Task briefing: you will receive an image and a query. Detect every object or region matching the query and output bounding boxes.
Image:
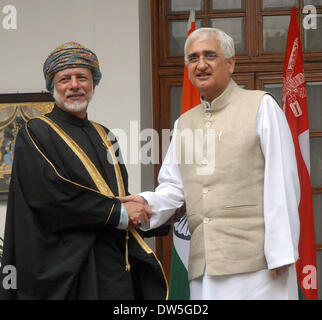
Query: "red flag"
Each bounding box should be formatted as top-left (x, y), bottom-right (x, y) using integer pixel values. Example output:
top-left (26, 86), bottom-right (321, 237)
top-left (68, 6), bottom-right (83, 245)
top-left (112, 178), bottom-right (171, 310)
top-left (181, 10), bottom-right (200, 114)
top-left (282, 7), bottom-right (318, 300)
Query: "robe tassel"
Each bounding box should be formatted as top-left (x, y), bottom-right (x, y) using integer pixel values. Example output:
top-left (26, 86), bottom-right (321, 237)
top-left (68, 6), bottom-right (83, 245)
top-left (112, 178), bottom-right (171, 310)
top-left (125, 229), bottom-right (131, 271)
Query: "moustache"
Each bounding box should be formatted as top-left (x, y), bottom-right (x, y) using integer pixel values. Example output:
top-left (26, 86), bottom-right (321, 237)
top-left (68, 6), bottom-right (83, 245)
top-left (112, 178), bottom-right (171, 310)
top-left (65, 89), bottom-right (86, 97)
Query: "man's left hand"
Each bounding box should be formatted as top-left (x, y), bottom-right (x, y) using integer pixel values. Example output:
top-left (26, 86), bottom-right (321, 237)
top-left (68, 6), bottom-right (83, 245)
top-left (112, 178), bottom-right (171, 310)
top-left (269, 265), bottom-right (290, 279)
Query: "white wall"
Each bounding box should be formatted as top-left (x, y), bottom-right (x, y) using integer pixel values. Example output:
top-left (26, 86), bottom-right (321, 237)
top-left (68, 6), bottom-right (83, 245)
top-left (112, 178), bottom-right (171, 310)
top-left (0, 0), bottom-right (154, 239)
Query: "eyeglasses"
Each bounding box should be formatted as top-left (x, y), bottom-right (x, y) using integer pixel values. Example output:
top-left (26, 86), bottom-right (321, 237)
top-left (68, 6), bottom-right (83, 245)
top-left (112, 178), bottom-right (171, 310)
top-left (187, 51), bottom-right (218, 64)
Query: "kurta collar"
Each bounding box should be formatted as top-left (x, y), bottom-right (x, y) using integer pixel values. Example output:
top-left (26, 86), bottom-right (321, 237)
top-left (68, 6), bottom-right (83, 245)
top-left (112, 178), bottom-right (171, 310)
top-left (201, 79), bottom-right (239, 113)
top-left (49, 105), bottom-right (91, 127)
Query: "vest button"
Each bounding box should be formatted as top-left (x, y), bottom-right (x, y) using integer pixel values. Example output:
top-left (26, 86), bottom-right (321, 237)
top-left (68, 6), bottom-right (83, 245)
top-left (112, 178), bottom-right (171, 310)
top-left (205, 122), bottom-right (212, 128)
top-left (202, 188), bottom-right (209, 194)
top-left (203, 217), bottom-right (210, 224)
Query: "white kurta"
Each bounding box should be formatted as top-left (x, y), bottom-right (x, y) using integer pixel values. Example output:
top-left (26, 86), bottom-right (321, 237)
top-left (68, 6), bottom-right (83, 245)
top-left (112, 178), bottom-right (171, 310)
top-left (140, 94), bottom-right (300, 300)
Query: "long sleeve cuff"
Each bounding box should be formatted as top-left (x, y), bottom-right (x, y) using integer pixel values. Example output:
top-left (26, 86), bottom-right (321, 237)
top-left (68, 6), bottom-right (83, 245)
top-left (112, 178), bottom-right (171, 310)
top-left (116, 204), bottom-right (129, 230)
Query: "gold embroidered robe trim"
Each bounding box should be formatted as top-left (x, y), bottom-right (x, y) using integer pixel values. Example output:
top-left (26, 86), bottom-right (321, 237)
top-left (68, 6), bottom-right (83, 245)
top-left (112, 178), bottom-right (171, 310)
top-left (31, 116), bottom-right (168, 297)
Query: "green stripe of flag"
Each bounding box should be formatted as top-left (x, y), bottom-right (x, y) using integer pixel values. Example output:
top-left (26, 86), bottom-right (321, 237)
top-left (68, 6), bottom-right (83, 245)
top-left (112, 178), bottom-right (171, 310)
top-left (169, 243), bottom-right (190, 300)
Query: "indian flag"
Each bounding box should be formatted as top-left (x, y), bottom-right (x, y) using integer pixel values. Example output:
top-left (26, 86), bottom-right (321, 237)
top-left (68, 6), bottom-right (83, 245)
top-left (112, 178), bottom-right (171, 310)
top-left (169, 10), bottom-right (200, 300)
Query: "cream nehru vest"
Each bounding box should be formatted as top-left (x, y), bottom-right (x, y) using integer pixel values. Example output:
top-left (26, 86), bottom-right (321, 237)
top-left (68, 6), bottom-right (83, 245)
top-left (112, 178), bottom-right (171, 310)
top-left (176, 79), bottom-right (268, 280)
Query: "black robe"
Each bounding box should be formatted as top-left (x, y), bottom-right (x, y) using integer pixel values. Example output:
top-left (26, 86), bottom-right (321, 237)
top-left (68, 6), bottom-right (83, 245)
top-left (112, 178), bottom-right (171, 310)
top-left (0, 106), bottom-right (168, 300)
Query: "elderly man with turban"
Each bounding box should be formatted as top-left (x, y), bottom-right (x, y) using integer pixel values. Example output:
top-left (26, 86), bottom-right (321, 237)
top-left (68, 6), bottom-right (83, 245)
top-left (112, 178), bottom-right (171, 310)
top-left (0, 42), bottom-right (168, 300)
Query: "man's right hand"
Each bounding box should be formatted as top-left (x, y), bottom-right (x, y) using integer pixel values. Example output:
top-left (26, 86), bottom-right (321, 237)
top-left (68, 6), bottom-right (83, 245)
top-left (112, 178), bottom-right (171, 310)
top-left (118, 195), bottom-right (152, 228)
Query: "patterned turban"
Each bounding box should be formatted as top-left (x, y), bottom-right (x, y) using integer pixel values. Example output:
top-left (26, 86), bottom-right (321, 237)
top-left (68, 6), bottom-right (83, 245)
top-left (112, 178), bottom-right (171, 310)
top-left (43, 41), bottom-right (102, 93)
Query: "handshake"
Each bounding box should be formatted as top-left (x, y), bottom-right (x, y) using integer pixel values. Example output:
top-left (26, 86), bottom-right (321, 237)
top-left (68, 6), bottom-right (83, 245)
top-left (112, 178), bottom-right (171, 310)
top-left (118, 195), bottom-right (152, 228)
top-left (118, 195), bottom-right (187, 229)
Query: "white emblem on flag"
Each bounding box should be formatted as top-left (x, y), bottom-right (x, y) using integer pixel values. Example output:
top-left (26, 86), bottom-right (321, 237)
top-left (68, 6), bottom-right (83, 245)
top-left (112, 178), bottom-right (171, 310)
top-left (290, 101), bottom-right (303, 117)
top-left (282, 38), bottom-right (307, 115)
top-left (174, 214), bottom-right (191, 240)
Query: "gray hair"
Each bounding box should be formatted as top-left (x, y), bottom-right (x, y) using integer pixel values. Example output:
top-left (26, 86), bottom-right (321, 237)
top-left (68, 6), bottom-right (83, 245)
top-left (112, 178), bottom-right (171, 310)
top-left (184, 27), bottom-right (235, 64)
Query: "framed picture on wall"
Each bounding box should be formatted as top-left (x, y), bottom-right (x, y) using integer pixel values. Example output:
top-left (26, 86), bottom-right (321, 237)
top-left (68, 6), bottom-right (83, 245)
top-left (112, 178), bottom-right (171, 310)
top-left (0, 92), bottom-right (54, 201)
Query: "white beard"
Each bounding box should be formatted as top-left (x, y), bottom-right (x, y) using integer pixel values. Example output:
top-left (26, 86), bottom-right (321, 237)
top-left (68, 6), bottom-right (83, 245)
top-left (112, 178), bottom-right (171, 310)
top-left (53, 87), bottom-right (93, 113)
